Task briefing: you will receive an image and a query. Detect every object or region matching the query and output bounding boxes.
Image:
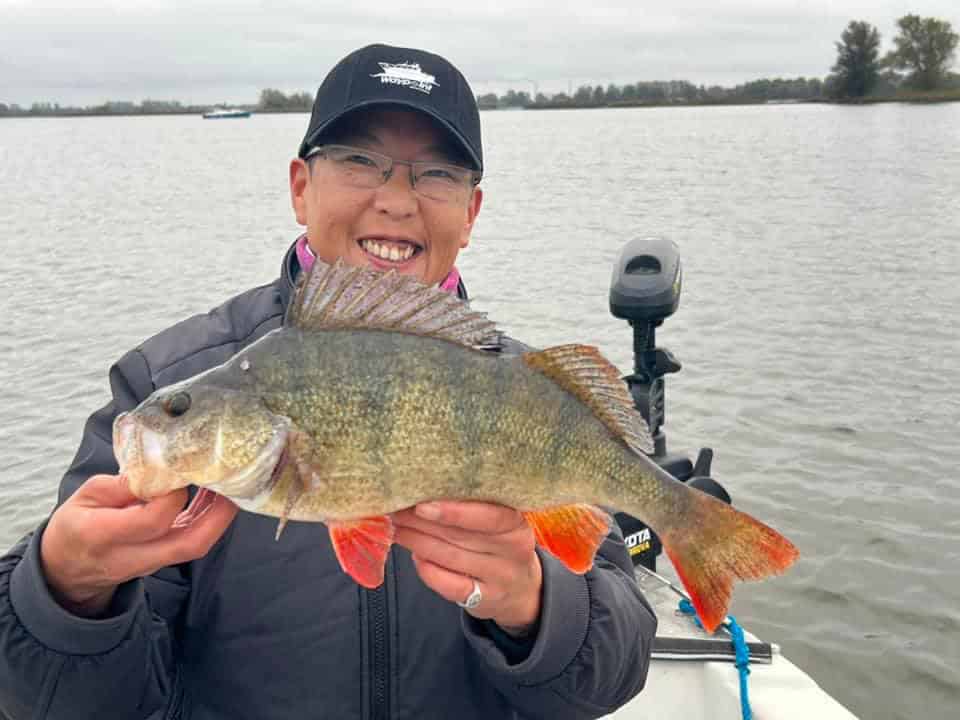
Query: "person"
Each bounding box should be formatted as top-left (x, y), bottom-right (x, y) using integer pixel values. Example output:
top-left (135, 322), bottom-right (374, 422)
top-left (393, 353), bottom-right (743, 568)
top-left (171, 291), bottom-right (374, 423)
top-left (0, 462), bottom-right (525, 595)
top-left (0, 43), bottom-right (656, 719)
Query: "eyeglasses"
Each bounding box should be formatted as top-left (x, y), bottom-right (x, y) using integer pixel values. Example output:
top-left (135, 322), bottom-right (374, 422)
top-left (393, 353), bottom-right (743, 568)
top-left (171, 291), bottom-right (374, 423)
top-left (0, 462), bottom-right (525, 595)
top-left (305, 144), bottom-right (480, 204)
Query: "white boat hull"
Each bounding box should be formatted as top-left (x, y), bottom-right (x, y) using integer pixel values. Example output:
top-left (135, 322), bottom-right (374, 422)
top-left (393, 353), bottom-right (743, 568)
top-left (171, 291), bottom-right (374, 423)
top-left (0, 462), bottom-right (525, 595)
top-left (605, 567), bottom-right (860, 719)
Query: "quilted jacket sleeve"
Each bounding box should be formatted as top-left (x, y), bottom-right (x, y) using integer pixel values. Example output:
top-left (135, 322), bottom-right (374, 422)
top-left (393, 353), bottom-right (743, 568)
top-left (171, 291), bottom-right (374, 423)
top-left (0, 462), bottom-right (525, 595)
top-left (462, 525), bottom-right (657, 719)
top-left (0, 349), bottom-right (189, 720)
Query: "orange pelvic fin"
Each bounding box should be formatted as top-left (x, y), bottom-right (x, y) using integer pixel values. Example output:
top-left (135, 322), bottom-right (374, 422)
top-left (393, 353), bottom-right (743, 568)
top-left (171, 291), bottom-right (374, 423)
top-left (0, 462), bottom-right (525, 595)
top-left (329, 515), bottom-right (395, 588)
top-left (660, 492), bottom-right (800, 633)
top-left (522, 504), bottom-right (611, 574)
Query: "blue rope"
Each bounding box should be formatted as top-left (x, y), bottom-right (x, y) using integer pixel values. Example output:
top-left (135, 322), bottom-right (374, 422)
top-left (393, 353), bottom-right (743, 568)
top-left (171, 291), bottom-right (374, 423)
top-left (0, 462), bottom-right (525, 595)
top-left (678, 599), bottom-right (752, 720)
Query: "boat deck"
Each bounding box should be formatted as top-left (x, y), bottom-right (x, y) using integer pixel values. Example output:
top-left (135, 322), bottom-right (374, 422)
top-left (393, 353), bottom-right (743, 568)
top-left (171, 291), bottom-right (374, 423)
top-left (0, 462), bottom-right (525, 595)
top-left (603, 567), bottom-right (860, 719)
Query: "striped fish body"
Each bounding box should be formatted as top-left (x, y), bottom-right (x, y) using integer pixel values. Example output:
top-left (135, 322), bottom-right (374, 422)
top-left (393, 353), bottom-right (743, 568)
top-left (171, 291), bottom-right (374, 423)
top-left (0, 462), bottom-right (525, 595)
top-left (115, 259), bottom-right (798, 632)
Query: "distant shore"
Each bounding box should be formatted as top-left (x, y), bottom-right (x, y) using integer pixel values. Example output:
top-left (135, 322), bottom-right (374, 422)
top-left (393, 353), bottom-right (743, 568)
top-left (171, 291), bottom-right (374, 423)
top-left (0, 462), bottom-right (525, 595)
top-left (2, 88), bottom-right (958, 120)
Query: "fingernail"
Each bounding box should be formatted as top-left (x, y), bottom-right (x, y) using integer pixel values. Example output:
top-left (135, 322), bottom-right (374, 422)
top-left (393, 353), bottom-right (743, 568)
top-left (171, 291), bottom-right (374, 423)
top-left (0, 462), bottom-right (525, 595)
top-left (416, 503), bottom-right (442, 520)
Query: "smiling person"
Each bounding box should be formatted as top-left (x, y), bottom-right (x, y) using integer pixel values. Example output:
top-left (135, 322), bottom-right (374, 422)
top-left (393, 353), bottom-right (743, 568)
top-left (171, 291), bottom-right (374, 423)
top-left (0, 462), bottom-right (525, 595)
top-left (0, 44), bottom-right (656, 720)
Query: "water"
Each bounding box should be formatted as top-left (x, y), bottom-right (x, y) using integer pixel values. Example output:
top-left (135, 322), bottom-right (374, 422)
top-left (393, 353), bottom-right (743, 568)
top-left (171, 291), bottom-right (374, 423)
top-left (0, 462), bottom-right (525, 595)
top-left (2, 104), bottom-right (959, 719)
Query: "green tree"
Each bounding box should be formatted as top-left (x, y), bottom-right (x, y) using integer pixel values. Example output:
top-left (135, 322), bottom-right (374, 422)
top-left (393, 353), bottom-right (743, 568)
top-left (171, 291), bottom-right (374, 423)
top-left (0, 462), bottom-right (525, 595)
top-left (259, 88), bottom-right (289, 110)
top-left (287, 92), bottom-right (313, 110)
top-left (573, 85), bottom-right (593, 104)
top-left (476, 93), bottom-right (498, 109)
top-left (831, 21), bottom-right (882, 98)
top-left (885, 15), bottom-right (959, 90)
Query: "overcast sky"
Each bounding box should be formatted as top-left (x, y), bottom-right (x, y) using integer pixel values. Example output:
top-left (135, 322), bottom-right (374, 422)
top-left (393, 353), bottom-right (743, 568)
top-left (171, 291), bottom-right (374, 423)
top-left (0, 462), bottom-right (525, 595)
top-left (1, 0), bottom-right (957, 106)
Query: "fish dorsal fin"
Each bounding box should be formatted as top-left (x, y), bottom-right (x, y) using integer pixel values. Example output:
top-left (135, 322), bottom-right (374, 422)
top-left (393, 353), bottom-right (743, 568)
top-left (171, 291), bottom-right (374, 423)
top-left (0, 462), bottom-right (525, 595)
top-left (523, 344), bottom-right (654, 456)
top-left (286, 258), bottom-right (501, 349)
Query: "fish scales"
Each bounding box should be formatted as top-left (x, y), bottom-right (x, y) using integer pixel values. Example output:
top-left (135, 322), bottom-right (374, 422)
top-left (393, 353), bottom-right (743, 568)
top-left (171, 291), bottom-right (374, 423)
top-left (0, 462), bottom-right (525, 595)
top-left (237, 328), bottom-right (632, 519)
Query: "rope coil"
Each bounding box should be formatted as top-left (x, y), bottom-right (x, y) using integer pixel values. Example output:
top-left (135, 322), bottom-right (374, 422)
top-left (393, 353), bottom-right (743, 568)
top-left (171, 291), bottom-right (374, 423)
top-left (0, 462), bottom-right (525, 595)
top-left (678, 598), bottom-right (752, 720)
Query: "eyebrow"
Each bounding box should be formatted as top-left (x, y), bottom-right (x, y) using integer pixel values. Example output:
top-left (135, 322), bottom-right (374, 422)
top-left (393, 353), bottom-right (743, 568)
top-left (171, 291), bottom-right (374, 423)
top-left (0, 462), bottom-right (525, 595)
top-left (345, 131), bottom-right (456, 161)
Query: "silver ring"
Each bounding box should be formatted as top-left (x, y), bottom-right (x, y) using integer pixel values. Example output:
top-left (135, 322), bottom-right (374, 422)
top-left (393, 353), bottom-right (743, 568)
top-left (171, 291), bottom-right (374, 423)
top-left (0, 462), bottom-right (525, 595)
top-left (456, 580), bottom-right (482, 609)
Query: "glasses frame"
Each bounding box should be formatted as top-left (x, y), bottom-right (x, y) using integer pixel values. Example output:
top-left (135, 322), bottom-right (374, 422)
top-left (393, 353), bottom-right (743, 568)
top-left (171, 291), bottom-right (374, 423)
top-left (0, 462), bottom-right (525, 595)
top-left (304, 144), bottom-right (481, 204)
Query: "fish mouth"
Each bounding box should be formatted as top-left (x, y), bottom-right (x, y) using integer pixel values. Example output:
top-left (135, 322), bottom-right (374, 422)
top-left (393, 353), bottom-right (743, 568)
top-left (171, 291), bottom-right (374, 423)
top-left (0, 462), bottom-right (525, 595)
top-left (358, 236), bottom-right (423, 267)
top-left (114, 412), bottom-right (183, 500)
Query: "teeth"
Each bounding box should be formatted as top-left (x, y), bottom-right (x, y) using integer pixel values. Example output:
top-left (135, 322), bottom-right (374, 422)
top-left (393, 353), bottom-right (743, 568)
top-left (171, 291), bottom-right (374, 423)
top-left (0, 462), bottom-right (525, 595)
top-left (362, 239), bottom-right (415, 262)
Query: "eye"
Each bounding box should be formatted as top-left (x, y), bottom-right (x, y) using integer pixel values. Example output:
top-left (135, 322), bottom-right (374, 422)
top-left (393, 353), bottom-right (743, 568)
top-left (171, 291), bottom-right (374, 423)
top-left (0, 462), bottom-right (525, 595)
top-left (341, 151), bottom-right (378, 168)
top-left (419, 165), bottom-right (460, 183)
top-left (163, 392), bottom-right (192, 417)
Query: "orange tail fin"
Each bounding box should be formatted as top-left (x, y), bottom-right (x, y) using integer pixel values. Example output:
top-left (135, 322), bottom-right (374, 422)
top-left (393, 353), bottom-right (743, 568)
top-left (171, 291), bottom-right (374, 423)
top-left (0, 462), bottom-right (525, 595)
top-left (659, 492), bottom-right (799, 633)
top-left (523, 504), bottom-right (611, 573)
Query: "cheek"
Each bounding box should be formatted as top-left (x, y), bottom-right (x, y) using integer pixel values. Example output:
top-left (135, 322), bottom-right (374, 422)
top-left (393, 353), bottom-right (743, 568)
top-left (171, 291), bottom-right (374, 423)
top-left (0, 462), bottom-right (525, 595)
top-left (308, 194), bottom-right (366, 252)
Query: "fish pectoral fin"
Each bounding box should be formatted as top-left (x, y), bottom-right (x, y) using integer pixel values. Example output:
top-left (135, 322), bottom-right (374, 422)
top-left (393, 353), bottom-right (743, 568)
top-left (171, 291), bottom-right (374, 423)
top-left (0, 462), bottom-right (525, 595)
top-left (274, 471), bottom-right (307, 541)
top-left (522, 504), bottom-right (611, 574)
top-left (328, 515), bottom-right (395, 589)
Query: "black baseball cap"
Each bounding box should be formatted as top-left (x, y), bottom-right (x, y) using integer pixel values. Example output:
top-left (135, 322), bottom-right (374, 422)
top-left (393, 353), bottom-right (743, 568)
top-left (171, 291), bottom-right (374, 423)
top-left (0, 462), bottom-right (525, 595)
top-left (298, 44), bottom-right (483, 174)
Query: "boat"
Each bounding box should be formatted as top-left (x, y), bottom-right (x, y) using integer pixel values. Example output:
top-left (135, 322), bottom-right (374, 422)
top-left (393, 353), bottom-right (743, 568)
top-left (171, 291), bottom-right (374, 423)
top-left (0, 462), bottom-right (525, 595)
top-left (603, 238), bottom-right (859, 719)
top-left (202, 108), bottom-right (252, 119)
top-left (607, 565), bottom-right (859, 719)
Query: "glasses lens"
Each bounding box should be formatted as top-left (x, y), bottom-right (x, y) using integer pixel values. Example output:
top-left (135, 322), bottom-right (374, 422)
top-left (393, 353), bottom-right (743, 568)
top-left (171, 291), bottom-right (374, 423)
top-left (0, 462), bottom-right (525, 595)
top-left (413, 162), bottom-right (475, 202)
top-left (321, 146), bottom-right (387, 188)
top-left (314, 145), bottom-right (476, 203)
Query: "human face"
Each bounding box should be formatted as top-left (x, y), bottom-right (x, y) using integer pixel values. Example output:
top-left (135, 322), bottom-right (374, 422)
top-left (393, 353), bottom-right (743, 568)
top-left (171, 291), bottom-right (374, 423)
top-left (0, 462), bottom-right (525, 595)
top-left (289, 109), bottom-right (483, 286)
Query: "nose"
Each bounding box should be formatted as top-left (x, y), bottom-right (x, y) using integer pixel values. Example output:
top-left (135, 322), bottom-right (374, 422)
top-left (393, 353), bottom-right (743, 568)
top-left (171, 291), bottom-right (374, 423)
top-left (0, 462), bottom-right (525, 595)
top-left (373, 163), bottom-right (418, 217)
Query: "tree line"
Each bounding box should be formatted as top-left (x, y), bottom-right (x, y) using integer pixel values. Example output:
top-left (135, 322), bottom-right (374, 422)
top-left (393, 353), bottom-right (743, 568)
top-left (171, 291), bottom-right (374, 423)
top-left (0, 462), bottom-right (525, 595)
top-left (829, 15), bottom-right (958, 99)
top-left (1, 13), bottom-right (955, 117)
top-left (482, 13), bottom-right (957, 108)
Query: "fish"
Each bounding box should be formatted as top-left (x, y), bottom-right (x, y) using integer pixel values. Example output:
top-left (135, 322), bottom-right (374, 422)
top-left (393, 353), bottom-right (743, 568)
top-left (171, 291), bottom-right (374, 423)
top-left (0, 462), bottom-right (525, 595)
top-left (113, 258), bottom-right (799, 632)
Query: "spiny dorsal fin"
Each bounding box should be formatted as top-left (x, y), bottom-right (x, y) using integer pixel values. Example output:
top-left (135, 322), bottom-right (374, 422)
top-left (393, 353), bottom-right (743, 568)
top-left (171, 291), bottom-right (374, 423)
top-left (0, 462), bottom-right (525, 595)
top-left (285, 258), bottom-right (501, 349)
top-left (523, 344), bottom-right (654, 456)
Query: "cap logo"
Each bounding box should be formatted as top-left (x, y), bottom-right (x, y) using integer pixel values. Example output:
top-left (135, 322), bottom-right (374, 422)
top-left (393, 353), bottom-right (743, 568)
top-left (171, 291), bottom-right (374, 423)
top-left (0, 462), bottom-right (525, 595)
top-left (370, 62), bottom-right (438, 95)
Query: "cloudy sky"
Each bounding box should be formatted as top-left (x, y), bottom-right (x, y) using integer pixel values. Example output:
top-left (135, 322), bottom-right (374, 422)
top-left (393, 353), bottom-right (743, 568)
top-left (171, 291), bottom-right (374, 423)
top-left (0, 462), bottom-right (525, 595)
top-left (1, 0), bottom-right (957, 106)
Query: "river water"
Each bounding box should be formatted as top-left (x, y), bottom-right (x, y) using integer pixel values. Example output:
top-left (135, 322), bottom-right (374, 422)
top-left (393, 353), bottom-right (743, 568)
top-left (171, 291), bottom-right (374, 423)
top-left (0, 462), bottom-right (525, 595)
top-left (1, 103), bottom-right (959, 719)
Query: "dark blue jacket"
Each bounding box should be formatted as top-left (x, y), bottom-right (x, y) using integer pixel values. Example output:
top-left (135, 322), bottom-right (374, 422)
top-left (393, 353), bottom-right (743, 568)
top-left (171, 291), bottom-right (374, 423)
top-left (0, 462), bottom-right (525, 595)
top-left (0, 242), bottom-right (656, 720)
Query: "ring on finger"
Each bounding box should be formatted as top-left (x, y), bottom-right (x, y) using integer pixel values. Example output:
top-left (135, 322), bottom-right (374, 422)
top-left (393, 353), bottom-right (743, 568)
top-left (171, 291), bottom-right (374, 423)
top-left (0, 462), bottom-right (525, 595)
top-left (456, 579), bottom-right (482, 609)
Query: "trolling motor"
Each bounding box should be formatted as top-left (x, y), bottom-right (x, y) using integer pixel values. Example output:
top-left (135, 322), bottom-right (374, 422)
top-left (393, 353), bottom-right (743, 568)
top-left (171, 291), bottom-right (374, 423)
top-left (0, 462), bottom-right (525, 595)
top-left (609, 238), bottom-right (731, 571)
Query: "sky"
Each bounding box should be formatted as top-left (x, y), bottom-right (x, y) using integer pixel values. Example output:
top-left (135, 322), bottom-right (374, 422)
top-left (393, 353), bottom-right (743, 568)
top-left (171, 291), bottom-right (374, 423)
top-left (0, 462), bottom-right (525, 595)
top-left (1, 0), bottom-right (958, 107)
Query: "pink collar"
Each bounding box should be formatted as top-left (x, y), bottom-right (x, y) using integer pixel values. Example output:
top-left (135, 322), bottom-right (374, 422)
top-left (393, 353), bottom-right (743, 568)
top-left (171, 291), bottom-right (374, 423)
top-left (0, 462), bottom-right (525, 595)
top-left (296, 235), bottom-right (461, 294)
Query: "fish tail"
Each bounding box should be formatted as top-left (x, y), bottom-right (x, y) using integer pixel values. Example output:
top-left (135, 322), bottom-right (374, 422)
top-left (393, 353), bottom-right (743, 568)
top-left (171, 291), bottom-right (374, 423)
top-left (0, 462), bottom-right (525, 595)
top-left (654, 487), bottom-right (799, 633)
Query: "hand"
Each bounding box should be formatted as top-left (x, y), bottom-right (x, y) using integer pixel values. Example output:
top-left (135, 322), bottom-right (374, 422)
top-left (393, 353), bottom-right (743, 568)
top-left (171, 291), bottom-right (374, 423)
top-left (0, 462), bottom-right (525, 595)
top-left (40, 474), bottom-right (238, 618)
top-left (392, 501), bottom-right (543, 635)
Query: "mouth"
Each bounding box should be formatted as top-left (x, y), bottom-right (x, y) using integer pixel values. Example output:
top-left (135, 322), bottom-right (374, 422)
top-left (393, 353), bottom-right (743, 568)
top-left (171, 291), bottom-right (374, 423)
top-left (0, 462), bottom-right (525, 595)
top-left (358, 237), bottom-right (422, 267)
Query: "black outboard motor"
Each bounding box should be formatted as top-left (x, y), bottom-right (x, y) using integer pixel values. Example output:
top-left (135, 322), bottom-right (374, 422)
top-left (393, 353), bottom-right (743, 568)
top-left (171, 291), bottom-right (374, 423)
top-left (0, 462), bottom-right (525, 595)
top-left (609, 238), bottom-right (731, 570)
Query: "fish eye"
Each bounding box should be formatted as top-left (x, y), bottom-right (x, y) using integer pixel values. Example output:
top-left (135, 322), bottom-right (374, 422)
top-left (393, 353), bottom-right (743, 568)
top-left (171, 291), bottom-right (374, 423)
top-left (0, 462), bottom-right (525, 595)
top-left (163, 392), bottom-right (192, 418)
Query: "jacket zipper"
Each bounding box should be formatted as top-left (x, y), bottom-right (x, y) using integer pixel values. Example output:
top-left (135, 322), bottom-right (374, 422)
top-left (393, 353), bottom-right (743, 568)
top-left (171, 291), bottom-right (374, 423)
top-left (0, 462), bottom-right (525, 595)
top-left (164, 666), bottom-right (185, 720)
top-left (368, 583), bottom-right (390, 720)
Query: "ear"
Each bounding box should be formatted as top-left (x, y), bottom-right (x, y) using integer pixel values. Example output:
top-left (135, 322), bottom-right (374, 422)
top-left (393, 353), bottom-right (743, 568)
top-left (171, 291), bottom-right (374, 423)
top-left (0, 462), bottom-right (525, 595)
top-left (459, 186), bottom-right (483, 250)
top-left (290, 159), bottom-right (310, 226)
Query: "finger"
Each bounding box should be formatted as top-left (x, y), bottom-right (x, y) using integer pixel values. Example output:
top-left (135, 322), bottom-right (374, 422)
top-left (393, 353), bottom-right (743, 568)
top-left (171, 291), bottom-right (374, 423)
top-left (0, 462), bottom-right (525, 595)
top-left (393, 509), bottom-right (498, 553)
top-left (411, 554), bottom-right (488, 615)
top-left (86, 489), bottom-right (190, 546)
top-left (395, 509), bottom-right (537, 561)
top-left (396, 525), bottom-right (505, 585)
top-left (108, 495), bottom-right (239, 581)
top-left (413, 501), bottom-right (526, 535)
top-left (74, 474), bottom-right (148, 509)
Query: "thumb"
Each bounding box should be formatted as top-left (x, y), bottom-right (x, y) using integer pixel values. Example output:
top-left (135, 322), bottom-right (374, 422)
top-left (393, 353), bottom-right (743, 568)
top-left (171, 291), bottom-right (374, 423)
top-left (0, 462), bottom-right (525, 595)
top-left (75, 473), bottom-right (153, 509)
